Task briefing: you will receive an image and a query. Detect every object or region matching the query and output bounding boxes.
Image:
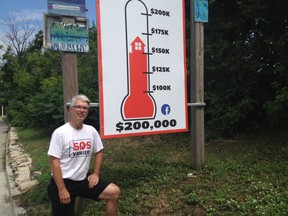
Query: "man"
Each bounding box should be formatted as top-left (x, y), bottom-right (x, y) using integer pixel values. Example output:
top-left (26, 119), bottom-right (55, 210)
top-left (47, 94), bottom-right (120, 216)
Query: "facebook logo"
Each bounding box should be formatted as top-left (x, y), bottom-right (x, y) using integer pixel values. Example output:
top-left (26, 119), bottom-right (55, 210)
top-left (161, 104), bottom-right (171, 115)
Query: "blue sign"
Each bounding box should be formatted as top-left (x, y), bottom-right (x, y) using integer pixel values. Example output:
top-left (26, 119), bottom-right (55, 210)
top-left (194, 0), bottom-right (208, 22)
top-left (48, 0), bottom-right (86, 17)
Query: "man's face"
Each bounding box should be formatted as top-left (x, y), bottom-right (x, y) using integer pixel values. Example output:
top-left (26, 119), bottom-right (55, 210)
top-left (70, 100), bottom-right (89, 121)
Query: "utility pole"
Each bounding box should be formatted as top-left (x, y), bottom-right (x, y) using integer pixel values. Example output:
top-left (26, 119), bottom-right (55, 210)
top-left (190, 0), bottom-right (205, 169)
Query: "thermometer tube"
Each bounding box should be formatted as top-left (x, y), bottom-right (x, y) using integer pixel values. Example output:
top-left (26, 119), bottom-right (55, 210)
top-left (121, 0), bottom-right (156, 120)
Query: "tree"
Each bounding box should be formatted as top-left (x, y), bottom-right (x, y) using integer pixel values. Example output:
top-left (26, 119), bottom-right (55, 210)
top-left (0, 25), bottom-right (100, 129)
top-left (204, 0), bottom-right (288, 136)
top-left (0, 13), bottom-right (38, 62)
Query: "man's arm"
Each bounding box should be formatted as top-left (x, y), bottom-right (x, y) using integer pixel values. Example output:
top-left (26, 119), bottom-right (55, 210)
top-left (87, 149), bottom-right (103, 188)
top-left (50, 156), bottom-right (71, 204)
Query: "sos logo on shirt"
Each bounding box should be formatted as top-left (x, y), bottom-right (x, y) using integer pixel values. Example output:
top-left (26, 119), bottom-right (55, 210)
top-left (69, 139), bottom-right (92, 158)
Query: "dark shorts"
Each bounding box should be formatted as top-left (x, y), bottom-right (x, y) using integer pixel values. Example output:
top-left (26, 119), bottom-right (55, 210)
top-left (47, 175), bottom-right (110, 216)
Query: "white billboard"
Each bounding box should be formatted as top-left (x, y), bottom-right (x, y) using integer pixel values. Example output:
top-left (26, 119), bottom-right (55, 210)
top-left (97, 0), bottom-right (188, 138)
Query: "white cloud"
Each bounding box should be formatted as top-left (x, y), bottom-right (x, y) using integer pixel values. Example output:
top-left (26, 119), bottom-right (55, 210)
top-left (9, 9), bottom-right (45, 23)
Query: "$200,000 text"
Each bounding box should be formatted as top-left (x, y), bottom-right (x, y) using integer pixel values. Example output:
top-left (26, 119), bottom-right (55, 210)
top-left (115, 119), bottom-right (177, 133)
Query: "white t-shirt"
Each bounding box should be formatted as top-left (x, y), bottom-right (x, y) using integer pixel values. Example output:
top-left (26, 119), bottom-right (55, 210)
top-left (48, 123), bottom-right (103, 181)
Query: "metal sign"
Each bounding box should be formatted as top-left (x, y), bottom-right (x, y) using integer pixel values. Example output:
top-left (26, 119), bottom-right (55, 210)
top-left (97, 0), bottom-right (188, 138)
top-left (48, 0), bottom-right (86, 17)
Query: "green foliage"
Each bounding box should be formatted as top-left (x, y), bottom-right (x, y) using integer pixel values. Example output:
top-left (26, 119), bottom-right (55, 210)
top-left (26, 30), bottom-right (44, 53)
top-left (264, 86), bottom-right (288, 127)
top-left (204, 0), bottom-right (288, 135)
top-left (187, 191), bottom-right (199, 205)
top-left (190, 134), bottom-right (288, 216)
top-left (26, 76), bottom-right (64, 131)
top-left (0, 27), bottom-right (98, 129)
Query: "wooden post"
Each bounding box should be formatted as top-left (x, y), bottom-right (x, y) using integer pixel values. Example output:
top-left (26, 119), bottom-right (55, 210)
top-left (60, 17), bottom-right (81, 215)
top-left (62, 52), bottom-right (79, 122)
top-left (190, 0), bottom-right (205, 169)
top-left (61, 17), bottom-right (79, 122)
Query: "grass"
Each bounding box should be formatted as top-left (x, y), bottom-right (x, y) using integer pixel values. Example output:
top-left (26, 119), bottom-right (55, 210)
top-left (16, 128), bottom-right (288, 216)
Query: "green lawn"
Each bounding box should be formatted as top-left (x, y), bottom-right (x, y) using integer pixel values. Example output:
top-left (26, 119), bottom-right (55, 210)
top-left (17, 128), bottom-right (288, 216)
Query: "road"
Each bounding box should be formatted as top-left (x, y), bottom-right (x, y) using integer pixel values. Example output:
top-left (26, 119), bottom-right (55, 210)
top-left (0, 117), bottom-right (15, 215)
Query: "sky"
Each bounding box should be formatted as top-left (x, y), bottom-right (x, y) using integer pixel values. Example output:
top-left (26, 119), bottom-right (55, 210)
top-left (0, 0), bottom-right (96, 57)
top-left (0, 0), bottom-right (96, 26)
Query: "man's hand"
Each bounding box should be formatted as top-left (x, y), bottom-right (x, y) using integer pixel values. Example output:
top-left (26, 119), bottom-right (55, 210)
top-left (58, 187), bottom-right (71, 204)
top-left (88, 173), bottom-right (99, 188)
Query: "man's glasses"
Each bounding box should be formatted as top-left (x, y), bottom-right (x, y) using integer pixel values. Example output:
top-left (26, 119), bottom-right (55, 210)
top-left (72, 105), bottom-right (89, 111)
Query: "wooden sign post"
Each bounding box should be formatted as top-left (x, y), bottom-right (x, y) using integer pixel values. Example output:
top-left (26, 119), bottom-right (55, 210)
top-left (190, 0), bottom-right (205, 169)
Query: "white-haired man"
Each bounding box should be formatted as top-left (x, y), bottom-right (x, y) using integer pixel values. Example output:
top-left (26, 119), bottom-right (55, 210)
top-left (47, 94), bottom-right (120, 216)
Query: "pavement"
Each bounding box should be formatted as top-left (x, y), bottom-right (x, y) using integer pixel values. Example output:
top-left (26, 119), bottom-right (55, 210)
top-left (0, 117), bottom-right (15, 215)
top-left (0, 117), bottom-right (26, 216)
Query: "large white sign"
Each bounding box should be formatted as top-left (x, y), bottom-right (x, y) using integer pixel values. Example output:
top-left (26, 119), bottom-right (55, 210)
top-left (97, 0), bottom-right (188, 138)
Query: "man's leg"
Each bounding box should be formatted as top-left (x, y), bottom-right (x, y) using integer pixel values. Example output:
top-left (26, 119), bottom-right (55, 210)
top-left (99, 183), bottom-right (120, 216)
top-left (47, 178), bottom-right (75, 216)
top-left (50, 199), bottom-right (75, 216)
top-left (78, 178), bottom-right (120, 216)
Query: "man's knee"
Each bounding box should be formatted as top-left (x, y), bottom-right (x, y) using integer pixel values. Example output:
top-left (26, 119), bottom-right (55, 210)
top-left (100, 183), bottom-right (120, 200)
top-left (110, 183), bottom-right (120, 199)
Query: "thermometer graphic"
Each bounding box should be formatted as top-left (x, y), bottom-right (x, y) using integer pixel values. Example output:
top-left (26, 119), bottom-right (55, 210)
top-left (121, 0), bottom-right (156, 121)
